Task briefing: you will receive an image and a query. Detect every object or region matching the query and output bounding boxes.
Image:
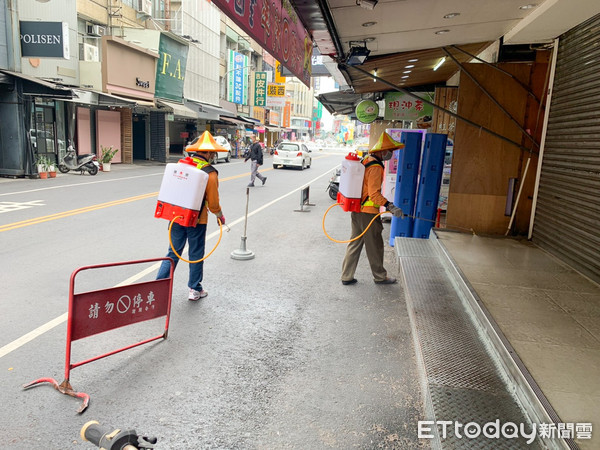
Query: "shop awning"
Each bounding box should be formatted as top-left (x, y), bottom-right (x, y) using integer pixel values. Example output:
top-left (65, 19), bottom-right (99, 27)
top-left (266, 126), bottom-right (283, 132)
top-left (0, 69), bottom-right (73, 98)
top-left (157, 99), bottom-right (198, 119)
top-left (70, 89), bottom-right (137, 107)
top-left (106, 93), bottom-right (155, 108)
top-left (219, 116), bottom-right (254, 126)
top-left (191, 102), bottom-right (237, 121)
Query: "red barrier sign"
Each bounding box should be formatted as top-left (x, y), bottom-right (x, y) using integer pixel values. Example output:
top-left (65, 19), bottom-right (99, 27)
top-left (70, 279), bottom-right (170, 341)
top-left (23, 258), bottom-right (174, 413)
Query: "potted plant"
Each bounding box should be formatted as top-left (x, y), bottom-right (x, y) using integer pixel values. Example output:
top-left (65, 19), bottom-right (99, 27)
top-left (100, 145), bottom-right (118, 172)
top-left (47, 159), bottom-right (57, 178)
top-left (36, 155), bottom-right (48, 179)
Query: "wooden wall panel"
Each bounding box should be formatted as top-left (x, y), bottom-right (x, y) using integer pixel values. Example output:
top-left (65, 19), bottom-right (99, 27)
top-left (432, 87), bottom-right (458, 140)
top-left (120, 108), bottom-right (133, 164)
top-left (446, 63), bottom-right (532, 234)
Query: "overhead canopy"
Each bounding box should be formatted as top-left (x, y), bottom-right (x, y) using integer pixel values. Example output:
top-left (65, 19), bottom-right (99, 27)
top-left (289, 0), bottom-right (600, 95)
top-left (157, 99), bottom-right (197, 119)
top-left (0, 69), bottom-right (73, 98)
top-left (316, 90), bottom-right (378, 116)
top-left (219, 116), bottom-right (256, 126)
top-left (190, 102), bottom-right (235, 121)
top-left (107, 93), bottom-right (155, 108)
top-left (341, 43), bottom-right (492, 95)
top-left (70, 88), bottom-right (137, 107)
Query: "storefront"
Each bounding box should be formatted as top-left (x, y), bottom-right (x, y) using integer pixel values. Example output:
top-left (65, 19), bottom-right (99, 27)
top-left (101, 36), bottom-right (158, 162)
top-left (0, 69), bottom-right (73, 177)
top-left (531, 13), bottom-right (600, 284)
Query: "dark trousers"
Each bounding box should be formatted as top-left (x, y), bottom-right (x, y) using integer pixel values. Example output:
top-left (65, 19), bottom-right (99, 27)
top-left (157, 222), bottom-right (207, 290)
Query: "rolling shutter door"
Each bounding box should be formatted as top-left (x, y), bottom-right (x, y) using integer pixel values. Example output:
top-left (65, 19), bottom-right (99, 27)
top-left (532, 14), bottom-right (600, 283)
top-left (150, 111), bottom-right (167, 162)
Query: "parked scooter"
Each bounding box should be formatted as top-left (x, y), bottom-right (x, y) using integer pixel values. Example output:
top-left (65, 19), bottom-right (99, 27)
top-left (58, 144), bottom-right (99, 175)
top-left (326, 168), bottom-right (341, 200)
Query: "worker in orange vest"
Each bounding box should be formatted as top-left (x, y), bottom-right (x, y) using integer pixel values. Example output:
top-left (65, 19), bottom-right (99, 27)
top-left (341, 132), bottom-right (405, 285)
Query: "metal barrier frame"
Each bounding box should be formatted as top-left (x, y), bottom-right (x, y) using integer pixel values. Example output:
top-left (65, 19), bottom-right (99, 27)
top-left (23, 257), bottom-right (174, 413)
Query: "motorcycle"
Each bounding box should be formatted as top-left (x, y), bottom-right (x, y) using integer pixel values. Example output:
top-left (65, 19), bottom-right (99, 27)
top-left (326, 168), bottom-right (341, 201)
top-left (58, 144), bottom-right (99, 175)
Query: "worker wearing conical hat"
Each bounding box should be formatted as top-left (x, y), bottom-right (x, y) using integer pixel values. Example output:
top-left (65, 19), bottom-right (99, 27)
top-left (156, 131), bottom-right (228, 301)
top-left (341, 132), bottom-right (406, 286)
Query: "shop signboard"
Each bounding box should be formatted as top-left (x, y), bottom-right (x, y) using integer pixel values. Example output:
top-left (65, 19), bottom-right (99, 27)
top-left (20, 21), bottom-right (69, 59)
top-left (269, 110), bottom-right (281, 126)
top-left (228, 50), bottom-right (248, 105)
top-left (211, 0), bottom-right (313, 87)
top-left (355, 100), bottom-right (379, 124)
top-left (384, 92), bottom-right (434, 129)
top-left (253, 106), bottom-right (266, 124)
top-left (254, 72), bottom-right (267, 107)
top-left (155, 34), bottom-right (189, 101)
top-left (282, 101), bottom-right (292, 128)
top-left (266, 83), bottom-right (286, 107)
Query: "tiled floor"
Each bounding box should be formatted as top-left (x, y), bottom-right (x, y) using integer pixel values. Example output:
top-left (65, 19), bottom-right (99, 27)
top-left (436, 231), bottom-right (600, 450)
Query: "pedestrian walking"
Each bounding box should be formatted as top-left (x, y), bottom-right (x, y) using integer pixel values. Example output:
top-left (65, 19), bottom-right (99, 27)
top-left (156, 131), bottom-right (227, 301)
top-left (245, 135), bottom-right (267, 187)
top-left (341, 132), bottom-right (405, 286)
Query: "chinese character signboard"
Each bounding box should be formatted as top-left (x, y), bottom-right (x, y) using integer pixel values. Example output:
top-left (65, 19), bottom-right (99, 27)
top-left (71, 280), bottom-right (170, 341)
top-left (254, 72), bottom-right (267, 107)
top-left (266, 83), bottom-right (286, 107)
top-left (384, 92), bottom-right (434, 127)
top-left (211, 0), bottom-right (312, 87)
top-left (228, 50), bottom-right (248, 105)
top-left (155, 34), bottom-right (189, 101)
top-left (20, 21), bottom-right (70, 59)
top-left (253, 106), bottom-right (266, 124)
top-left (269, 110), bottom-right (281, 126)
top-left (283, 101), bottom-right (292, 128)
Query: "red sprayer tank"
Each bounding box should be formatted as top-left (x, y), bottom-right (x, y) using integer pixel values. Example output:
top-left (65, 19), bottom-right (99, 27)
top-left (154, 157), bottom-right (209, 227)
top-left (337, 152), bottom-right (365, 212)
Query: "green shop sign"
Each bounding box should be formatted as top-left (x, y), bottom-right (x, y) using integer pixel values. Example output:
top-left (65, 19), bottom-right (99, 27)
top-left (355, 100), bottom-right (379, 124)
top-left (155, 34), bottom-right (189, 101)
top-left (254, 72), bottom-right (267, 107)
top-left (383, 91), bottom-right (434, 127)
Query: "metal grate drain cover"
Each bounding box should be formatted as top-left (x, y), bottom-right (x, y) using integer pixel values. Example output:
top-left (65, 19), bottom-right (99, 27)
top-left (396, 238), bottom-right (543, 449)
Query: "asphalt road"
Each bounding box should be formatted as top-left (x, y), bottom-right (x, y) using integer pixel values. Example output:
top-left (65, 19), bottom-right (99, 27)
top-left (0, 150), bottom-right (426, 449)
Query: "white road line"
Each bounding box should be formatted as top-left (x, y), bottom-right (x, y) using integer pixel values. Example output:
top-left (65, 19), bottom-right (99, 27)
top-left (0, 167), bottom-right (335, 359)
top-left (0, 314), bottom-right (68, 359)
top-left (0, 173), bottom-right (164, 197)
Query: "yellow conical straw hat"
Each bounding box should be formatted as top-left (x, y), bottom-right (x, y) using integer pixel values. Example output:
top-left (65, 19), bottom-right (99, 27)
top-left (186, 130), bottom-right (228, 152)
top-left (369, 131), bottom-right (405, 153)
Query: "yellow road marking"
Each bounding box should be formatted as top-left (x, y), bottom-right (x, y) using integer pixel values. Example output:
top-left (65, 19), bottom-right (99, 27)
top-left (0, 192), bottom-right (158, 232)
top-left (1, 156), bottom-right (330, 233)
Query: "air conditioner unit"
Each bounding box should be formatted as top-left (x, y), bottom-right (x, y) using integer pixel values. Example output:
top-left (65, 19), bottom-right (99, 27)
top-left (83, 43), bottom-right (99, 62)
top-left (86, 24), bottom-right (106, 37)
top-left (138, 0), bottom-right (152, 16)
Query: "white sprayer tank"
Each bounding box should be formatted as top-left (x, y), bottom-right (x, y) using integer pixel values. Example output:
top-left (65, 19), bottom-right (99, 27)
top-left (155, 158), bottom-right (209, 226)
top-left (337, 153), bottom-right (365, 212)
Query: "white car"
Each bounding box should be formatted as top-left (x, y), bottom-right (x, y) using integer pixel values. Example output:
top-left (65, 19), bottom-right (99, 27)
top-left (272, 141), bottom-right (312, 170)
top-left (185, 135), bottom-right (231, 163)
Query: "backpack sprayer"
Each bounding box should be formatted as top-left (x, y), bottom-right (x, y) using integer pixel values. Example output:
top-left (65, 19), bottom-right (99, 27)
top-left (322, 152), bottom-right (387, 243)
top-left (154, 132), bottom-right (227, 263)
top-left (322, 132), bottom-right (410, 243)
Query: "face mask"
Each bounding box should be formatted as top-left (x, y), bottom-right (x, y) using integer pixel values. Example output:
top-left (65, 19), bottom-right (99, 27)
top-left (380, 150), bottom-right (393, 161)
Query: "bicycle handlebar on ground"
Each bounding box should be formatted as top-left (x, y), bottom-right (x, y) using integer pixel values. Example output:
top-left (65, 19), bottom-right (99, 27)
top-left (81, 421), bottom-right (157, 449)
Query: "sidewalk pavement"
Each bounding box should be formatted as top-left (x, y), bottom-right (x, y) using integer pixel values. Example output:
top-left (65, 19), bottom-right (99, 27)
top-left (436, 231), bottom-right (600, 449)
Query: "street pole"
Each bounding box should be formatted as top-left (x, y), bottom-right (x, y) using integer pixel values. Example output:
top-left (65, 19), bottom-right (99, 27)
top-left (230, 187), bottom-right (255, 260)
